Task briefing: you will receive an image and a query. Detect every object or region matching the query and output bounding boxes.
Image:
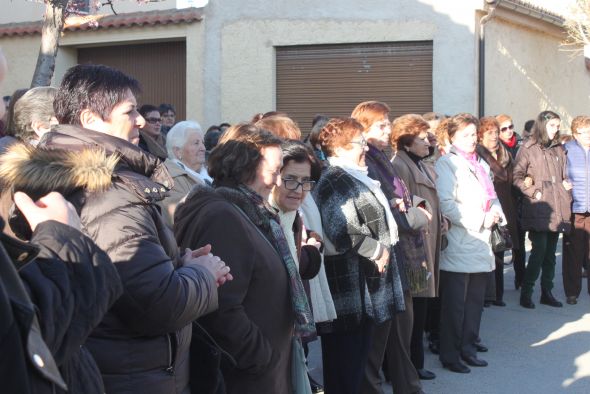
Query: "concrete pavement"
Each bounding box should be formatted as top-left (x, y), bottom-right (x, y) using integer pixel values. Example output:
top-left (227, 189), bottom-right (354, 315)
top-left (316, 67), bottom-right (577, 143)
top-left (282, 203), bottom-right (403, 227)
top-left (307, 237), bottom-right (590, 393)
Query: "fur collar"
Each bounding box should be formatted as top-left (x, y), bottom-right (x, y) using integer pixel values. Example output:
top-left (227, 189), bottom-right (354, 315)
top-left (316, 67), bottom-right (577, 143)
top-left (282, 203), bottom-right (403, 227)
top-left (0, 142), bottom-right (117, 200)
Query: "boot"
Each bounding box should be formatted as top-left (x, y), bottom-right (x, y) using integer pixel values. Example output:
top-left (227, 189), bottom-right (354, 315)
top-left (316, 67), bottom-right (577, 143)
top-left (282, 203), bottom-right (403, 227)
top-left (540, 288), bottom-right (563, 307)
top-left (520, 293), bottom-right (535, 309)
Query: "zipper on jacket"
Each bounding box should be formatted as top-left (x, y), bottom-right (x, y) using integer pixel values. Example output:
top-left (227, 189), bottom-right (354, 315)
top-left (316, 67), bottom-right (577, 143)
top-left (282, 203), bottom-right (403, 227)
top-left (164, 333), bottom-right (176, 375)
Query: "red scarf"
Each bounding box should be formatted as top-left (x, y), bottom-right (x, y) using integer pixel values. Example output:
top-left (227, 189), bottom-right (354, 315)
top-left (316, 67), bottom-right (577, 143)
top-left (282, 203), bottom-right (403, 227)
top-left (503, 134), bottom-right (517, 148)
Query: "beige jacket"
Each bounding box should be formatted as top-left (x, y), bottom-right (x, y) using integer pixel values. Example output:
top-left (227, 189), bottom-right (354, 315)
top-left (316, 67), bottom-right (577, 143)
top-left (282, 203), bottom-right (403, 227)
top-left (159, 159), bottom-right (203, 227)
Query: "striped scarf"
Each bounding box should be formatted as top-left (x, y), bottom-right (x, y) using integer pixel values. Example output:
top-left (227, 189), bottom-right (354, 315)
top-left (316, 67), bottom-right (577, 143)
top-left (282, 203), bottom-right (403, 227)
top-left (217, 185), bottom-right (316, 337)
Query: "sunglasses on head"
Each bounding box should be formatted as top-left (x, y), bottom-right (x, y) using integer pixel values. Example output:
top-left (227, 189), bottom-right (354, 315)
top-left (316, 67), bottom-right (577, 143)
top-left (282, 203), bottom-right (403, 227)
top-left (500, 124), bottom-right (514, 132)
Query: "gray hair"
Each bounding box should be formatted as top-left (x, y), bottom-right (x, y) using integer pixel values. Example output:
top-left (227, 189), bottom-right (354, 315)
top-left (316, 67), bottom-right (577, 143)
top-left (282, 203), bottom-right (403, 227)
top-left (166, 120), bottom-right (203, 160)
top-left (13, 86), bottom-right (57, 142)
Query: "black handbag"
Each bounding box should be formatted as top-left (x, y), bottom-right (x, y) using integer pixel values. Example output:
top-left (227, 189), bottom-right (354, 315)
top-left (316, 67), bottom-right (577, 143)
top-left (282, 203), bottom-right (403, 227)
top-left (490, 224), bottom-right (513, 253)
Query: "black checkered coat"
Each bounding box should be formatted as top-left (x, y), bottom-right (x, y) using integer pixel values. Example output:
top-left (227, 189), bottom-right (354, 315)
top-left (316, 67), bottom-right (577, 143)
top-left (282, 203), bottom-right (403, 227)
top-left (312, 165), bottom-right (405, 334)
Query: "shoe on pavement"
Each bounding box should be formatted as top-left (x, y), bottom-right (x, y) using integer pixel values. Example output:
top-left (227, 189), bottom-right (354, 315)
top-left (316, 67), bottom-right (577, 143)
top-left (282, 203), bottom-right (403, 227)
top-left (492, 300), bottom-right (506, 307)
top-left (461, 355), bottom-right (488, 367)
top-left (520, 294), bottom-right (535, 309)
top-left (441, 361), bottom-right (470, 374)
top-left (417, 368), bottom-right (436, 380)
top-left (474, 343), bottom-right (488, 353)
top-left (566, 296), bottom-right (577, 305)
top-left (540, 288), bottom-right (563, 307)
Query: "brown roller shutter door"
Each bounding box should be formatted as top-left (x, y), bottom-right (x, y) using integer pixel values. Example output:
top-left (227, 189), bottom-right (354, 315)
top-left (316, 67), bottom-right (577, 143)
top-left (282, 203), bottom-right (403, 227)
top-left (276, 41), bottom-right (433, 135)
top-left (78, 41), bottom-right (186, 121)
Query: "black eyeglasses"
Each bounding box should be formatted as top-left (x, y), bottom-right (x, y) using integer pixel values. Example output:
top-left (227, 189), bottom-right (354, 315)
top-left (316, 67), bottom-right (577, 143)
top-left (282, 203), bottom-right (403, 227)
top-left (145, 117), bottom-right (162, 124)
top-left (500, 124), bottom-right (514, 132)
top-left (282, 178), bottom-right (316, 191)
top-left (350, 136), bottom-right (368, 148)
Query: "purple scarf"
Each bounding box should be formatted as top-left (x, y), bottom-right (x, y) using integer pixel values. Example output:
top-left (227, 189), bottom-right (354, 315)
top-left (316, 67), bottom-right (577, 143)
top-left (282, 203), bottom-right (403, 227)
top-left (453, 146), bottom-right (497, 212)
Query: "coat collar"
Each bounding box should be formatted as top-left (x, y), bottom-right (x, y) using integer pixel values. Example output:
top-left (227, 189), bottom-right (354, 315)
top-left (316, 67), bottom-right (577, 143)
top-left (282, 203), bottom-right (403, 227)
top-left (395, 150), bottom-right (435, 189)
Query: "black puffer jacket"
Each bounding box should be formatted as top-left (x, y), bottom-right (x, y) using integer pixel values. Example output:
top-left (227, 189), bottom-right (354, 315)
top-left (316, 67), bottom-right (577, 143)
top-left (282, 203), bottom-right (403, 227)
top-left (31, 126), bottom-right (219, 394)
top-left (1, 218), bottom-right (122, 394)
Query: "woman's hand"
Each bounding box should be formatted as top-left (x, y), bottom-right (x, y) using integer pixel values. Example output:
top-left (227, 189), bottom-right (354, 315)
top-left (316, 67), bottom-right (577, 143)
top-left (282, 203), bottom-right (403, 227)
top-left (523, 176), bottom-right (534, 188)
top-left (375, 247), bottom-right (390, 273)
top-left (483, 211), bottom-right (500, 229)
top-left (182, 245), bottom-right (233, 287)
top-left (302, 229), bottom-right (322, 251)
top-left (417, 206), bottom-right (432, 222)
top-left (563, 179), bottom-right (573, 191)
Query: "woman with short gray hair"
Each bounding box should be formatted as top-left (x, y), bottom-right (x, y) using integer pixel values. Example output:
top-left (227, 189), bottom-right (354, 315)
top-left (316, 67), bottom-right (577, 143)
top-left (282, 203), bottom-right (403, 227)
top-left (159, 120), bottom-right (210, 226)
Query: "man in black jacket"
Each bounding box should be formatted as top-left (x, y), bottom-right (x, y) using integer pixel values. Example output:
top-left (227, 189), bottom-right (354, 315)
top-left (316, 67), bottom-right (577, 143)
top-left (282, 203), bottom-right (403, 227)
top-left (34, 64), bottom-right (232, 394)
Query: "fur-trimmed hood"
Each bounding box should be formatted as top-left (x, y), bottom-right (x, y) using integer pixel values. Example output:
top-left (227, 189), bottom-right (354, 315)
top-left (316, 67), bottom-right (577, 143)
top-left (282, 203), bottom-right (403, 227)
top-left (0, 142), bottom-right (118, 200)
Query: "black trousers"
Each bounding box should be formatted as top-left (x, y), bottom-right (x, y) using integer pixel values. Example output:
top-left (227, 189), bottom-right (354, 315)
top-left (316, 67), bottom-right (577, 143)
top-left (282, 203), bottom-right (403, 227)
top-left (410, 297), bottom-right (428, 370)
top-left (494, 251), bottom-right (505, 301)
top-left (425, 297), bottom-right (441, 344)
top-left (439, 270), bottom-right (488, 364)
top-left (563, 213), bottom-right (590, 297)
top-left (513, 224), bottom-right (527, 287)
top-left (321, 320), bottom-right (374, 394)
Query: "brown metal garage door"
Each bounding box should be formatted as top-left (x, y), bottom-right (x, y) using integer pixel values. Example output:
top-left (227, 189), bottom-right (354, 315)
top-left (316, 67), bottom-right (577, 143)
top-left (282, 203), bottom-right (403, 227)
top-left (78, 41), bottom-right (186, 121)
top-left (276, 41), bottom-right (433, 135)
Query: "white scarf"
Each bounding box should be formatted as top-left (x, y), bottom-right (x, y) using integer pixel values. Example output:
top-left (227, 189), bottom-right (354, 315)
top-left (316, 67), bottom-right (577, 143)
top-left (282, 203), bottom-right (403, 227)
top-left (172, 159), bottom-right (211, 184)
top-left (328, 156), bottom-right (398, 245)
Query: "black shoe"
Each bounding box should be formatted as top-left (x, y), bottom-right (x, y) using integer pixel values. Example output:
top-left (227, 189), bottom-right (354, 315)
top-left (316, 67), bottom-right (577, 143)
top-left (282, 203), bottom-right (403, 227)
top-left (474, 343), bottom-right (488, 353)
top-left (417, 368), bottom-right (436, 380)
top-left (566, 296), bottom-right (578, 305)
top-left (428, 341), bottom-right (440, 355)
top-left (540, 288), bottom-right (563, 307)
top-left (461, 355), bottom-right (488, 367)
top-left (308, 373), bottom-right (324, 393)
top-left (442, 361), bottom-right (470, 374)
top-left (520, 294), bottom-right (535, 309)
top-left (492, 300), bottom-right (506, 307)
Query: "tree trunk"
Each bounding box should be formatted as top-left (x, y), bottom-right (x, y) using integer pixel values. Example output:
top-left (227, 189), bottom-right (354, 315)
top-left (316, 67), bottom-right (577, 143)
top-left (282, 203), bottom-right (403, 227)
top-left (30, 0), bottom-right (69, 88)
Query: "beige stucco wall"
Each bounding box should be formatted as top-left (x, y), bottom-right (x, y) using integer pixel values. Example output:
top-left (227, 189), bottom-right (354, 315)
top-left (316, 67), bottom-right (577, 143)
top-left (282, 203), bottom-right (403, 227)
top-left (0, 35), bottom-right (41, 95)
top-left (204, 0), bottom-right (481, 127)
top-left (485, 15), bottom-right (590, 133)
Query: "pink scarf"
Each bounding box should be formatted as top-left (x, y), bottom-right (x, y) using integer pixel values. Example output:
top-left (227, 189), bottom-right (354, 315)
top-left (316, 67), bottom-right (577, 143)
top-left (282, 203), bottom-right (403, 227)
top-left (454, 146), bottom-right (497, 212)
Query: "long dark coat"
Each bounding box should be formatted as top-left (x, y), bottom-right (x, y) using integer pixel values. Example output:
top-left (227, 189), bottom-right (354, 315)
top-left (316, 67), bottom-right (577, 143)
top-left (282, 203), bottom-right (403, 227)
top-left (174, 184), bottom-right (294, 394)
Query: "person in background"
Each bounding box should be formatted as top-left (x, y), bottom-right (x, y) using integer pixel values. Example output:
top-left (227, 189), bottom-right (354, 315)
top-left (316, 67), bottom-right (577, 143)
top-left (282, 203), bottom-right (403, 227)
top-left (0, 94), bottom-right (9, 134)
top-left (562, 115), bottom-right (590, 305)
top-left (0, 88), bottom-right (28, 153)
top-left (159, 103), bottom-right (176, 135)
top-left (436, 113), bottom-right (504, 373)
top-left (496, 114), bottom-right (520, 159)
top-left (204, 124), bottom-right (224, 161)
top-left (12, 87), bottom-right (58, 144)
top-left (476, 117), bottom-right (519, 307)
top-left (159, 120), bottom-right (209, 227)
top-left (175, 124), bottom-right (312, 394)
top-left (138, 104), bottom-right (167, 159)
top-left (513, 110), bottom-right (572, 309)
top-left (255, 114), bottom-right (301, 140)
top-left (352, 102), bottom-right (431, 394)
top-left (390, 113), bottom-right (445, 385)
top-left (39, 64), bottom-right (230, 394)
top-left (219, 122), bottom-right (231, 132)
top-left (307, 115), bottom-right (330, 164)
top-left (522, 119), bottom-right (535, 140)
top-left (314, 117), bottom-right (405, 394)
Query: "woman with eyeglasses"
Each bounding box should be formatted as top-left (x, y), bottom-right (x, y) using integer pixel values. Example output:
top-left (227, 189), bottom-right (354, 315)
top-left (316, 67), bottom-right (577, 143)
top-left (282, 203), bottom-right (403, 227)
top-left (138, 104), bottom-right (167, 159)
top-left (352, 102), bottom-right (431, 394)
top-left (313, 117), bottom-right (405, 394)
top-left (496, 114), bottom-right (521, 159)
top-left (476, 117), bottom-right (520, 307)
top-left (513, 110), bottom-right (572, 309)
top-left (435, 114), bottom-right (504, 374)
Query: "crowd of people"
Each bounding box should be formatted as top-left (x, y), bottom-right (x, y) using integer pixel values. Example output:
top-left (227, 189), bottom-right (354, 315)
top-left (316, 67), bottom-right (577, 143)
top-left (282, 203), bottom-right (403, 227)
top-left (0, 48), bottom-right (588, 394)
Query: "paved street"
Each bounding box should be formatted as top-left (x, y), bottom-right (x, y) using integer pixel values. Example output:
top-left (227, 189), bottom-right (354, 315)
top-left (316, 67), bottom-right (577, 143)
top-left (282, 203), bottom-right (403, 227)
top-left (308, 237), bottom-right (590, 393)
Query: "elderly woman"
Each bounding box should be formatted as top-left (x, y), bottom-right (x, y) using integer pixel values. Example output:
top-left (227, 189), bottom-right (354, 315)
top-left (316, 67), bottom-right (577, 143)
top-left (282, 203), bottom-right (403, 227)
top-left (435, 113), bottom-right (504, 373)
top-left (352, 102), bottom-right (431, 394)
top-left (563, 116), bottom-right (590, 305)
top-left (174, 124), bottom-right (314, 394)
top-left (476, 117), bottom-right (520, 307)
top-left (390, 113), bottom-right (444, 383)
top-left (513, 110), bottom-right (572, 309)
top-left (158, 120), bottom-right (209, 226)
top-left (313, 117), bottom-right (405, 394)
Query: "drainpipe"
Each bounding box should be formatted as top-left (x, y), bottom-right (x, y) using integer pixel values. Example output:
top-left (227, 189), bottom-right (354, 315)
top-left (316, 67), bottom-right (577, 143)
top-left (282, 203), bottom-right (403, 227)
top-left (478, 0), bottom-right (502, 117)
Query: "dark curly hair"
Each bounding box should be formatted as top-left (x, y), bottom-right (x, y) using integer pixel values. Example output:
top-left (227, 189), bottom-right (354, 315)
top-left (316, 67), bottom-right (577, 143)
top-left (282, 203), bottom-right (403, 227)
top-left (208, 123), bottom-right (283, 187)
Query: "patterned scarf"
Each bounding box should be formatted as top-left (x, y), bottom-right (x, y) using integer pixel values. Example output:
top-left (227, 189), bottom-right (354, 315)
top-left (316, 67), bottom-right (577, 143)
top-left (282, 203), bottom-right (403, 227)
top-left (216, 184), bottom-right (316, 337)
